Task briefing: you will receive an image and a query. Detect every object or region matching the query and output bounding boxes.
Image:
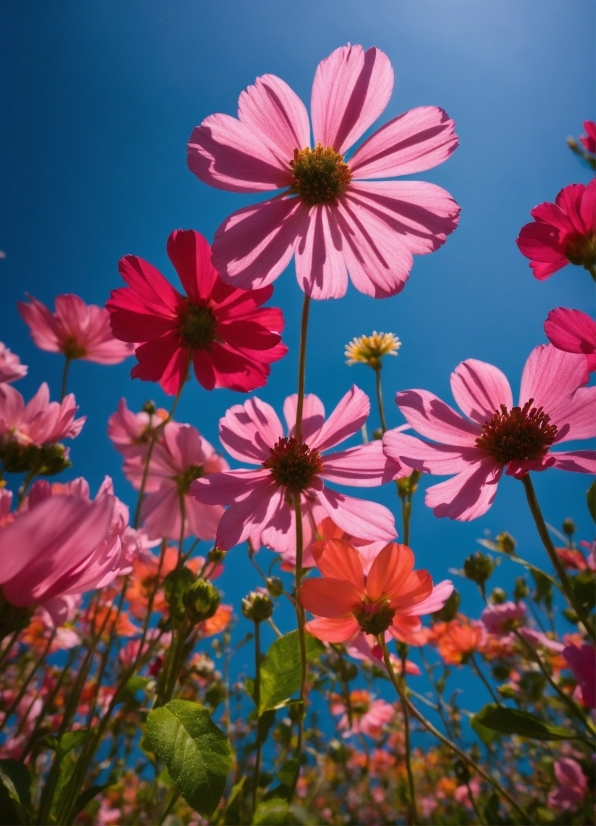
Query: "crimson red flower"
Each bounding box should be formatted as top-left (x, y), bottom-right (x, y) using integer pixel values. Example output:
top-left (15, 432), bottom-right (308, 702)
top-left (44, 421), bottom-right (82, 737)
top-left (107, 229), bottom-right (287, 394)
top-left (516, 180), bottom-right (596, 281)
top-left (580, 120), bottom-right (596, 154)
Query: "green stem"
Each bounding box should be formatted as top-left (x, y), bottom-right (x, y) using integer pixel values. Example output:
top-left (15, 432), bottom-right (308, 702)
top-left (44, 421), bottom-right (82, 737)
top-left (586, 262), bottom-right (596, 282)
top-left (469, 652), bottom-right (501, 706)
top-left (398, 649), bottom-right (418, 825)
top-left (373, 364), bottom-right (388, 433)
top-left (252, 620), bottom-right (262, 816)
top-left (0, 631), bottom-right (55, 734)
top-left (521, 475), bottom-right (595, 641)
top-left (294, 295), bottom-right (311, 443)
top-left (378, 636), bottom-right (534, 825)
top-left (60, 356), bottom-right (72, 401)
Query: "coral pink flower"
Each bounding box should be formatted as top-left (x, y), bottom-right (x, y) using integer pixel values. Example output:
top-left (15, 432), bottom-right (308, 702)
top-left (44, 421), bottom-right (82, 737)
top-left (547, 758), bottom-right (587, 812)
top-left (127, 421), bottom-right (228, 541)
top-left (108, 398), bottom-right (168, 460)
top-left (544, 307), bottom-right (596, 373)
top-left (18, 293), bottom-right (133, 364)
top-left (188, 44), bottom-right (459, 299)
top-left (0, 343), bottom-right (27, 384)
top-left (0, 382), bottom-right (85, 448)
top-left (107, 229), bottom-right (287, 395)
top-left (300, 537), bottom-right (435, 642)
top-left (190, 387), bottom-right (402, 550)
top-left (383, 345), bottom-right (596, 520)
top-left (563, 643), bottom-right (596, 707)
top-left (331, 690), bottom-right (394, 738)
top-left (429, 616), bottom-right (486, 665)
top-left (516, 179), bottom-right (596, 280)
top-left (580, 120), bottom-right (596, 154)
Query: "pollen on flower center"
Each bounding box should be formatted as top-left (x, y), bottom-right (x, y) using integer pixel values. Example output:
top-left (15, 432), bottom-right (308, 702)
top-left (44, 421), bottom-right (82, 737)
top-left (262, 436), bottom-right (323, 492)
top-left (565, 231), bottom-right (596, 269)
top-left (353, 598), bottom-right (396, 636)
top-left (180, 303), bottom-right (217, 350)
top-left (289, 144), bottom-right (352, 206)
top-left (475, 399), bottom-right (558, 464)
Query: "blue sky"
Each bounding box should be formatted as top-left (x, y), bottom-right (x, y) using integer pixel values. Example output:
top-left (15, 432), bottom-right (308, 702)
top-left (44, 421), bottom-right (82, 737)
top-left (1, 1), bottom-right (594, 689)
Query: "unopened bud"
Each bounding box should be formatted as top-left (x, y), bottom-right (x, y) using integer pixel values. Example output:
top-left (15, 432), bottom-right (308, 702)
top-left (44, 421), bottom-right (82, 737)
top-left (242, 589), bottom-right (273, 623)
top-left (207, 546), bottom-right (226, 565)
top-left (514, 577), bottom-right (528, 601)
top-left (490, 587), bottom-right (507, 605)
top-left (562, 518), bottom-right (576, 538)
top-left (432, 589), bottom-right (460, 622)
top-left (183, 579), bottom-right (220, 624)
top-left (496, 532), bottom-right (516, 555)
top-left (164, 567), bottom-right (196, 625)
top-left (266, 576), bottom-right (283, 598)
top-left (463, 552), bottom-right (495, 585)
top-left (454, 760), bottom-right (470, 785)
top-left (142, 400), bottom-right (157, 414)
top-left (492, 663), bottom-right (511, 681)
top-left (372, 428), bottom-right (383, 440)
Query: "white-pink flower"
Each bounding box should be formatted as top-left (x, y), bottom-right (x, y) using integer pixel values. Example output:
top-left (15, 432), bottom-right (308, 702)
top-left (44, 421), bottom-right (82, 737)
top-left (0, 382), bottom-right (85, 448)
top-left (18, 293), bottom-right (134, 364)
top-left (188, 44), bottom-right (459, 300)
top-left (130, 421), bottom-right (228, 541)
top-left (0, 342), bottom-right (27, 384)
top-left (191, 386), bottom-right (402, 550)
top-left (383, 345), bottom-right (596, 520)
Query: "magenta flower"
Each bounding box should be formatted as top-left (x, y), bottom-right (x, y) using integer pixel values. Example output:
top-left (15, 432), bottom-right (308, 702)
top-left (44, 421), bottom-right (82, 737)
top-left (0, 382), bottom-right (85, 448)
top-left (580, 120), bottom-right (596, 154)
top-left (126, 422), bottom-right (228, 541)
top-left (0, 343), bottom-right (27, 384)
top-left (18, 293), bottom-right (134, 364)
top-left (563, 643), bottom-right (596, 708)
top-left (547, 758), bottom-right (588, 812)
top-left (544, 307), bottom-right (596, 373)
top-left (481, 601), bottom-right (527, 636)
top-left (190, 387), bottom-right (402, 550)
top-left (107, 229), bottom-right (287, 395)
top-left (516, 179), bottom-right (596, 280)
top-left (108, 398), bottom-right (168, 462)
top-left (188, 44), bottom-right (459, 299)
top-left (383, 345), bottom-right (596, 520)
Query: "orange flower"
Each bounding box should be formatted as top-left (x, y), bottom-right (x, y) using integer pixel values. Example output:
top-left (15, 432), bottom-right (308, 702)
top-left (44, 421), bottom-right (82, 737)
top-left (430, 615), bottom-right (485, 665)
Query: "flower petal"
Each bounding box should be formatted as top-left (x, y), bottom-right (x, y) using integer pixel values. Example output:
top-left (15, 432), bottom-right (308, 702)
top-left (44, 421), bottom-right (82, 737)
top-left (131, 334), bottom-right (189, 396)
top-left (190, 469), bottom-right (270, 505)
top-left (549, 450), bottom-right (596, 474)
top-left (367, 543), bottom-right (415, 602)
top-left (544, 308), bottom-right (596, 361)
top-left (211, 195), bottom-right (308, 289)
top-left (215, 481), bottom-right (285, 550)
top-left (283, 394), bottom-right (326, 443)
top-left (166, 229), bottom-right (219, 303)
top-left (300, 577), bottom-right (361, 618)
top-left (311, 45), bottom-right (393, 154)
top-left (305, 616), bottom-right (360, 643)
top-left (389, 569), bottom-right (434, 611)
top-left (401, 579), bottom-right (454, 616)
top-left (238, 73), bottom-right (310, 163)
top-left (350, 106), bottom-right (458, 178)
top-left (519, 345), bottom-right (589, 427)
top-left (295, 205), bottom-right (349, 299)
top-left (397, 389), bottom-right (481, 446)
top-left (187, 113), bottom-right (292, 192)
top-left (424, 460), bottom-right (502, 521)
top-left (450, 359), bottom-right (513, 425)
top-left (317, 487), bottom-right (397, 541)
top-left (311, 386), bottom-right (370, 452)
top-left (219, 397), bottom-right (284, 463)
top-left (311, 537), bottom-right (366, 591)
top-left (383, 430), bottom-right (479, 475)
top-left (322, 440), bottom-right (402, 486)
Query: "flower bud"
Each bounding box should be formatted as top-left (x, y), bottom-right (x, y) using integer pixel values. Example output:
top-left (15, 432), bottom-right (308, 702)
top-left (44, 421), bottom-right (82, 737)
top-left (183, 579), bottom-right (221, 624)
top-left (513, 577), bottom-right (528, 601)
top-left (142, 400), bottom-right (157, 414)
top-left (164, 566), bottom-right (197, 625)
top-left (241, 589), bottom-right (273, 623)
top-left (496, 532), bottom-right (517, 555)
top-left (490, 587), bottom-right (507, 605)
top-left (265, 576), bottom-right (283, 598)
top-left (562, 518), bottom-right (576, 538)
top-left (207, 546), bottom-right (226, 565)
top-left (372, 428), bottom-right (383, 440)
top-left (463, 552), bottom-right (495, 586)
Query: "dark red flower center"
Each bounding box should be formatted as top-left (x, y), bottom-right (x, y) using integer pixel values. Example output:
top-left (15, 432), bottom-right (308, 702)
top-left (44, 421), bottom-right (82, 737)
top-left (475, 399), bottom-right (558, 464)
top-left (353, 598), bottom-right (395, 636)
top-left (565, 231), bottom-right (596, 269)
top-left (175, 464), bottom-right (204, 495)
top-left (180, 303), bottom-right (217, 349)
top-left (262, 436), bottom-right (323, 492)
top-left (62, 336), bottom-right (87, 360)
top-left (289, 144), bottom-right (352, 206)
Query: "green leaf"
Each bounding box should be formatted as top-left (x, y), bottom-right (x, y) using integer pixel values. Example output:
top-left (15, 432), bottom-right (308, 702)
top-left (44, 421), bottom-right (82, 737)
top-left (57, 729), bottom-right (89, 756)
top-left (587, 480), bottom-right (596, 524)
top-left (470, 710), bottom-right (499, 745)
top-left (146, 699), bottom-right (233, 818)
top-left (72, 784), bottom-right (112, 818)
top-left (0, 761), bottom-right (30, 809)
top-left (472, 704), bottom-right (577, 741)
top-left (568, 572), bottom-right (596, 612)
top-left (277, 759), bottom-right (300, 790)
top-left (0, 760), bottom-right (31, 825)
top-left (252, 798), bottom-right (302, 824)
top-left (483, 792), bottom-right (500, 824)
top-left (259, 631), bottom-right (324, 714)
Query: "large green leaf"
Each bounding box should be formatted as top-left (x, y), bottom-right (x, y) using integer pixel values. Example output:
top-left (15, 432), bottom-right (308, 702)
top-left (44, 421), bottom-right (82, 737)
top-left (146, 700), bottom-right (233, 818)
top-left (0, 760), bottom-right (31, 825)
top-left (259, 631), bottom-right (324, 714)
top-left (472, 704), bottom-right (577, 741)
top-left (252, 798), bottom-right (302, 824)
top-left (587, 479), bottom-right (596, 524)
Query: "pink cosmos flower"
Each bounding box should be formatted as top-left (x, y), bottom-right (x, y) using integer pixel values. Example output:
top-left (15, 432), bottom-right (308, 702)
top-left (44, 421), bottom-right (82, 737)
top-left (190, 387), bottom-right (402, 550)
top-left (125, 421), bottom-right (228, 541)
top-left (345, 632), bottom-right (422, 675)
top-left (18, 293), bottom-right (133, 364)
top-left (383, 345), bottom-right (596, 520)
top-left (481, 601), bottom-right (527, 636)
top-left (0, 382), bottom-right (85, 448)
top-left (187, 44), bottom-right (460, 299)
top-left (544, 307), bottom-right (596, 373)
top-left (0, 343), bottom-right (27, 384)
top-left (563, 643), bottom-right (596, 708)
top-left (331, 689), bottom-right (394, 738)
top-left (580, 120), bottom-right (596, 154)
top-left (547, 758), bottom-right (587, 812)
top-left (516, 179), bottom-right (596, 280)
top-left (108, 398), bottom-right (168, 461)
top-left (300, 537), bottom-right (437, 642)
top-left (107, 229), bottom-right (287, 395)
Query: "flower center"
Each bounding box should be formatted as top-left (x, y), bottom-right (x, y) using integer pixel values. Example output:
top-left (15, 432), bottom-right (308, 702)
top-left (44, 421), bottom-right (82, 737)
top-left (475, 399), bottom-right (558, 464)
top-left (62, 336), bottom-right (87, 360)
top-left (289, 144), bottom-right (352, 206)
top-left (353, 598), bottom-right (396, 636)
top-left (175, 464), bottom-right (205, 495)
top-left (565, 231), bottom-right (596, 269)
top-left (262, 436), bottom-right (323, 492)
top-left (181, 303), bottom-right (217, 349)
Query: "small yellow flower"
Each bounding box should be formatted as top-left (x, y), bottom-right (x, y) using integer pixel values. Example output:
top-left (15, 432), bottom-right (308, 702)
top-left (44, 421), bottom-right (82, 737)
top-left (345, 332), bottom-right (401, 369)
